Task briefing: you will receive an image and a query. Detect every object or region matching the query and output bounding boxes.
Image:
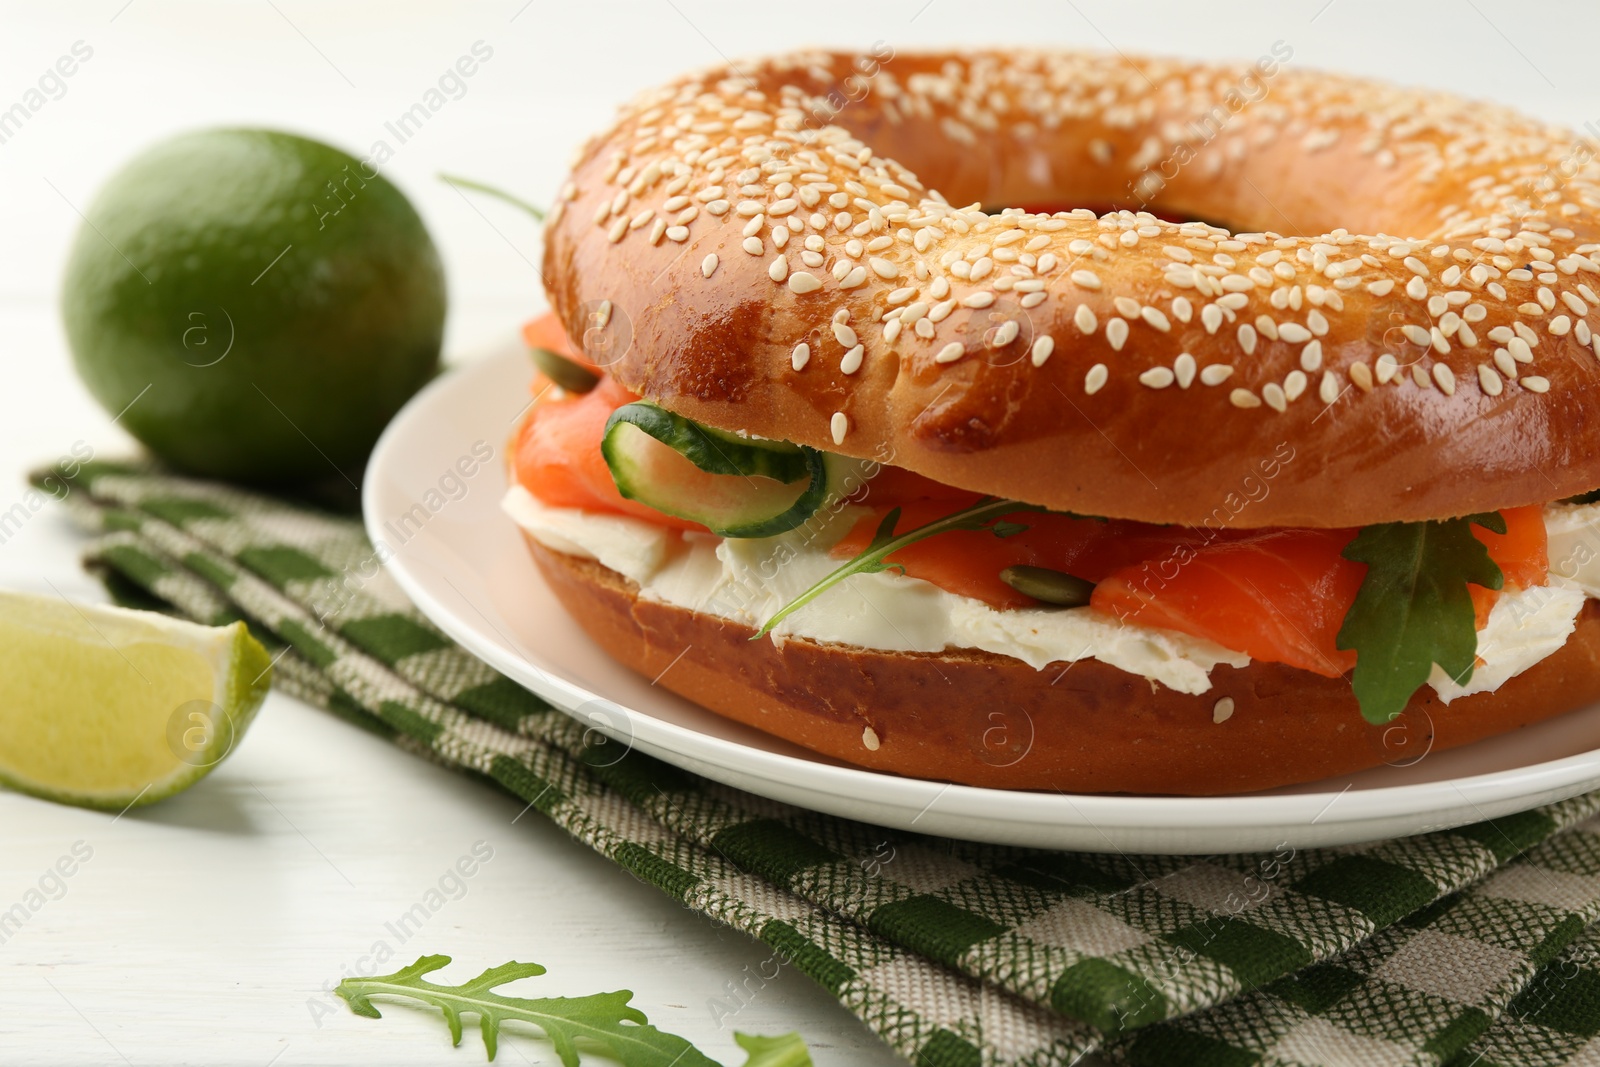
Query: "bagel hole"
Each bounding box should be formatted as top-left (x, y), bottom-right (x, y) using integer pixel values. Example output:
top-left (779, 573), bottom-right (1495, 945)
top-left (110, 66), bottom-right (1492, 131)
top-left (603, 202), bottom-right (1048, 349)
top-left (980, 200), bottom-right (1243, 233)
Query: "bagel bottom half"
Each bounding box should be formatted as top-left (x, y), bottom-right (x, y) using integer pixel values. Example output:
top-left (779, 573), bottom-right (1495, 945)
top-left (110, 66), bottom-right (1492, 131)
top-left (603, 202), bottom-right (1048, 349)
top-left (526, 538), bottom-right (1600, 795)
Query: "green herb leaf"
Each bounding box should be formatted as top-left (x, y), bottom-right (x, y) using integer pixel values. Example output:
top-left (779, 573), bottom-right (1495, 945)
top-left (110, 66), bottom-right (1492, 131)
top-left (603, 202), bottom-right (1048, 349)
top-left (751, 497), bottom-right (1040, 639)
top-left (439, 174), bottom-right (546, 221)
top-left (1336, 514), bottom-right (1505, 724)
top-left (734, 1031), bottom-right (813, 1066)
top-left (336, 954), bottom-right (717, 1065)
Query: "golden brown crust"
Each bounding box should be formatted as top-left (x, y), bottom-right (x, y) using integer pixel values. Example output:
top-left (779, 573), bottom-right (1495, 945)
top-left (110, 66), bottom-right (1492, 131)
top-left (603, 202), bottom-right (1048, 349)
top-left (528, 538), bottom-right (1600, 795)
top-left (542, 50), bottom-right (1600, 527)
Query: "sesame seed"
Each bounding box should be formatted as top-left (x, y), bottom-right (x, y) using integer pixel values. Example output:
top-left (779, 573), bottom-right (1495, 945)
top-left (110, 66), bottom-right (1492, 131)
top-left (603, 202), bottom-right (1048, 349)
top-left (935, 342), bottom-right (965, 364)
top-left (961, 292), bottom-right (995, 309)
top-left (1284, 370), bottom-right (1308, 401)
top-left (1200, 364), bottom-right (1234, 386)
top-left (701, 254), bottom-right (719, 278)
top-left (830, 412), bottom-right (849, 444)
top-left (788, 272), bottom-right (821, 294)
top-left (1404, 256), bottom-right (1430, 276)
top-left (1262, 382), bottom-right (1287, 412)
top-left (1433, 363), bottom-right (1456, 394)
top-left (1139, 366), bottom-right (1175, 389)
top-left (1106, 318), bottom-right (1130, 351)
top-left (1367, 279), bottom-right (1395, 296)
top-left (791, 343), bottom-right (810, 371)
top-left (1508, 337), bottom-right (1534, 363)
top-left (861, 725), bottom-right (880, 751)
top-left (768, 257), bottom-right (789, 282)
top-left (1278, 323), bottom-right (1312, 343)
top-left (1031, 336), bottom-right (1055, 367)
top-left (1213, 697), bottom-right (1235, 724)
top-left (1074, 304), bottom-right (1098, 334)
top-left (1319, 370), bottom-right (1340, 405)
top-left (1299, 339), bottom-right (1323, 372)
top-left (1478, 364), bottom-right (1503, 396)
top-left (1350, 362), bottom-right (1374, 391)
top-left (1230, 388), bottom-right (1262, 409)
top-left (1406, 276), bottom-right (1428, 300)
top-left (1114, 296), bottom-right (1140, 319)
top-left (1172, 297), bottom-right (1193, 323)
top-left (1201, 304), bottom-right (1224, 334)
top-left (1238, 323), bottom-right (1258, 355)
top-left (1085, 363), bottom-right (1109, 394)
top-left (1376, 353), bottom-right (1398, 384)
top-left (1402, 324), bottom-right (1431, 347)
top-left (833, 322), bottom-right (858, 348)
top-left (841, 344), bottom-right (864, 374)
top-left (742, 236), bottom-right (764, 255)
top-left (1167, 353), bottom-right (1194, 388)
top-left (1071, 269), bottom-right (1103, 290)
top-left (1523, 376), bottom-right (1550, 393)
top-left (839, 266), bottom-right (868, 289)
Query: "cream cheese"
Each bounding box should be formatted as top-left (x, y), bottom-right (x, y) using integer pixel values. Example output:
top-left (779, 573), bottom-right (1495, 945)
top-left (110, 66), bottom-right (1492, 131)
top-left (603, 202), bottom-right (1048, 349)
top-left (504, 486), bottom-right (1596, 698)
top-left (503, 485), bottom-right (1246, 693)
top-left (1427, 584), bottom-right (1584, 702)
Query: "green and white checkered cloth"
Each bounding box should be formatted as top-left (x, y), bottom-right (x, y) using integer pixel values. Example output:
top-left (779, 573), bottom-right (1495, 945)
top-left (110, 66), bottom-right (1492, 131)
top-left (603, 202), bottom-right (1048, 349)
top-left (31, 458), bottom-right (1600, 1067)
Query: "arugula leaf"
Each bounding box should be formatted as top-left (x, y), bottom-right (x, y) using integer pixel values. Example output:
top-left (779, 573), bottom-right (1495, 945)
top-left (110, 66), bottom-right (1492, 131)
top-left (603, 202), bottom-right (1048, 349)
top-left (734, 1031), bottom-right (814, 1066)
top-left (1336, 513), bottom-right (1505, 724)
top-left (336, 954), bottom-right (717, 1065)
top-left (438, 173), bottom-right (546, 221)
top-left (751, 497), bottom-right (1041, 639)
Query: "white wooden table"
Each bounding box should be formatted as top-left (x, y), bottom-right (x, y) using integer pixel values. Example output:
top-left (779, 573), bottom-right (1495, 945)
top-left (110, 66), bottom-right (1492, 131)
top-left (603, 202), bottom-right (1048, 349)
top-left (0, 3), bottom-right (1593, 1063)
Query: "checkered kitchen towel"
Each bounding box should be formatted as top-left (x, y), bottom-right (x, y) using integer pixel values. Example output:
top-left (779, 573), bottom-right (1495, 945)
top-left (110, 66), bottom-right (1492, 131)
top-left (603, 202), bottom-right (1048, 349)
top-left (31, 458), bottom-right (1600, 1067)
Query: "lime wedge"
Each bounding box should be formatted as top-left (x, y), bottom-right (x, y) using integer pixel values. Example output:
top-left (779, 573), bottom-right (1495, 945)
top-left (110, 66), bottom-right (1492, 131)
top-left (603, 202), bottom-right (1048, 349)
top-left (0, 592), bottom-right (272, 811)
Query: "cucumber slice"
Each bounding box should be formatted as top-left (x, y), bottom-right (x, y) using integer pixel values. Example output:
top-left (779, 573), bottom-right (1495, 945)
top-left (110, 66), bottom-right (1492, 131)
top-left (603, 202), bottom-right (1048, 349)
top-left (529, 345), bottom-right (600, 394)
top-left (601, 402), bottom-right (842, 538)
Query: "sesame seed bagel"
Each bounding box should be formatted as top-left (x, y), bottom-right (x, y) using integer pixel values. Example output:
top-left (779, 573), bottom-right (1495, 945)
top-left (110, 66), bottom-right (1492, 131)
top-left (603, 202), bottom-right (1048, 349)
top-left (543, 49), bottom-right (1600, 527)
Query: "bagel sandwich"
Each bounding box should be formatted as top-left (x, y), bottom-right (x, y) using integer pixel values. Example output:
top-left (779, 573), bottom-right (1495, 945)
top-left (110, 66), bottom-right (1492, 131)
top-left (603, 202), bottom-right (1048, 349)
top-left (502, 49), bottom-right (1600, 795)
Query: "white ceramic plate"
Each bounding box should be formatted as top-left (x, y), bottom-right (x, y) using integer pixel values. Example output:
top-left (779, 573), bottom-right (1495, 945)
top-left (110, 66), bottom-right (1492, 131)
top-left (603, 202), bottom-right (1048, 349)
top-left (364, 344), bottom-right (1600, 853)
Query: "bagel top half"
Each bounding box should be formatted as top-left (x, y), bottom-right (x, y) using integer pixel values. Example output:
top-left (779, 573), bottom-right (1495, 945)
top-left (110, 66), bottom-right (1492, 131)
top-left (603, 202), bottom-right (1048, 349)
top-left (541, 49), bottom-right (1600, 528)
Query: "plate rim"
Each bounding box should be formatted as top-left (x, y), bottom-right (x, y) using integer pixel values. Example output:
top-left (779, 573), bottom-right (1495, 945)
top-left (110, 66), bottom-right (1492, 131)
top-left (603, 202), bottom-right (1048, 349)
top-left (364, 346), bottom-right (1600, 851)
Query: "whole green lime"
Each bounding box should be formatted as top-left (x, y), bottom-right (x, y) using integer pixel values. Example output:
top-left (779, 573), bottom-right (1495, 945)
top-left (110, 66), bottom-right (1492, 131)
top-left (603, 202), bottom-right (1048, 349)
top-left (62, 128), bottom-right (445, 483)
